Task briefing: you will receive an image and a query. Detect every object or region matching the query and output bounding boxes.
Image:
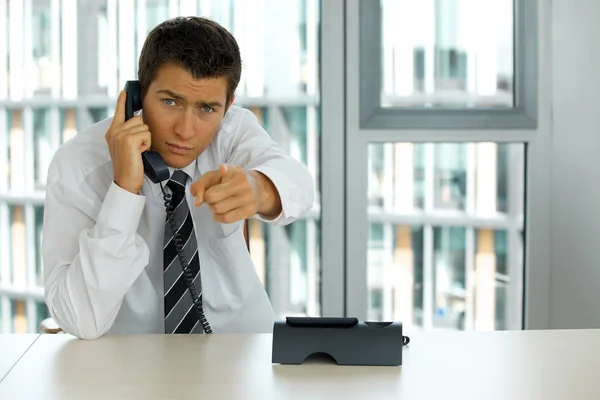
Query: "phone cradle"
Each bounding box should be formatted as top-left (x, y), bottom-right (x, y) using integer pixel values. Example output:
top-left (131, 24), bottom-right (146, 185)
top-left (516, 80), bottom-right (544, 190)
top-left (271, 317), bottom-right (407, 366)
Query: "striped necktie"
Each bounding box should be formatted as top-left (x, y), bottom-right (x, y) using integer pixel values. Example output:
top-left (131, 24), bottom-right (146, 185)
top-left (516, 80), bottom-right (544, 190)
top-left (163, 170), bottom-right (210, 334)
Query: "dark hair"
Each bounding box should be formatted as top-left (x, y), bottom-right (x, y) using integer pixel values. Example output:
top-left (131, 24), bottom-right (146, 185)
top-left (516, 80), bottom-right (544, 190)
top-left (138, 16), bottom-right (241, 105)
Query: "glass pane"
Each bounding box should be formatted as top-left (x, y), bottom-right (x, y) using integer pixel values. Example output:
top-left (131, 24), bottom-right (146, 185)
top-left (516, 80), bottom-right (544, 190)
top-left (4, 111), bottom-right (10, 188)
top-left (367, 142), bottom-right (525, 332)
top-left (60, 108), bottom-right (77, 144)
top-left (495, 283), bottom-right (507, 330)
top-left (36, 300), bottom-right (51, 333)
top-left (33, 108), bottom-right (57, 190)
top-left (367, 224), bottom-right (424, 326)
top-left (368, 143), bottom-right (427, 210)
top-left (434, 144), bottom-right (466, 211)
top-left (474, 228), bottom-right (514, 331)
top-left (7, 206), bottom-right (14, 283)
top-left (9, 205), bottom-right (26, 288)
top-left (0, 205), bottom-right (10, 284)
top-left (145, 0), bottom-right (170, 34)
top-left (34, 206), bottom-right (45, 287)
top-left (8, 110), bottom-right (25, 192)
top-left (380, 0), bottom-right (514, 108)
top-left (32, 2), bottom-right (54, 93)
top-left (89, 107), bottom-right (109, 124)
top-left (478, 229), bottom-right (510, 276)
top-left (206, 3), bottom-right (321, 318)
top-left (433, 226), bottom-right (466, 330)
top-left (11, 299), bottom-right (27, 334)
top-left (496, 144), bottom-right (511, 213)
top-left (238, 103), bottom-right (319, 318)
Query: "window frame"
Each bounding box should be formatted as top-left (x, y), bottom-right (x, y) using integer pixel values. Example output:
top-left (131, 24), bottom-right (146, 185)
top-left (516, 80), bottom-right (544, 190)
top-left (358, 0), bottom-right (538, 130)
top-left (343, 0), bottom-right (552, 331)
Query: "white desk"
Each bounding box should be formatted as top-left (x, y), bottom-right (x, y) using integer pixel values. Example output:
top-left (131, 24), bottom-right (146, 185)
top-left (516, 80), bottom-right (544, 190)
top-left (0, 334), bottom-right (39, 383)
top-left (1, 329), bottom-right (599, 399)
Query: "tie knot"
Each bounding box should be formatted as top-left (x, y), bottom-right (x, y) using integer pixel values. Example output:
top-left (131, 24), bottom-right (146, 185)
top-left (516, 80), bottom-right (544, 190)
top-left (170, 170), bottom-right (188, 186)
top-left (166, 170), bottom-right (188, 201)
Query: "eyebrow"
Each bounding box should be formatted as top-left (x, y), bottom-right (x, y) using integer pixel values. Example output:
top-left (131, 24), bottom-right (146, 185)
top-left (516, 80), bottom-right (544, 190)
top-left (156, 89), bottom-right (224, 109)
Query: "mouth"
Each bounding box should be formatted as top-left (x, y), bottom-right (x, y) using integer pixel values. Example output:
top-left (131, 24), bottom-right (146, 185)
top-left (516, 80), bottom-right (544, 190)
top-left (166, 142), bottom-right (193, 155)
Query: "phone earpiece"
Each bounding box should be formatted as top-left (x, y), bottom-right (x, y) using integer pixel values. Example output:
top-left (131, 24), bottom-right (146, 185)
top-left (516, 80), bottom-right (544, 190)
top-left (124, 81), bottom-right (142, 122)
top-left (123, 80), bottom-right (170, 184)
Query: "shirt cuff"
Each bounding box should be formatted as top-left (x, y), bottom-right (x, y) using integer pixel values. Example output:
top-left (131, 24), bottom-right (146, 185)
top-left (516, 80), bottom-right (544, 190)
top-left (96, 182), bottom-right (146, 234)
top-left (249, 165), bottom-right (296, 224)
top-left (254, 209), bottom-right (284, 224)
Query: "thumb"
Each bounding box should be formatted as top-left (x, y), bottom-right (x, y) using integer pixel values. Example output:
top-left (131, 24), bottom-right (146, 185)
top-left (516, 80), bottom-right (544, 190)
top-left (191, 171), bottom-right (222, 206)
top-left (219, 164), bottom-right (235, 182)
top-left (110, 90), bottom-right (126, 128)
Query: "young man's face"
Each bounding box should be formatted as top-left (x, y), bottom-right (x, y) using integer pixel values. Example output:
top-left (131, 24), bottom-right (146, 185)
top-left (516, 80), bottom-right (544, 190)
top-left (142, 63), bottom-right (233, 169)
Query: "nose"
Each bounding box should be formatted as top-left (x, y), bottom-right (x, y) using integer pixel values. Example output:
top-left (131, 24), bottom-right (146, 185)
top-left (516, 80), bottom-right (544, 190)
top-left (173, 110), bottom-right (196, 140)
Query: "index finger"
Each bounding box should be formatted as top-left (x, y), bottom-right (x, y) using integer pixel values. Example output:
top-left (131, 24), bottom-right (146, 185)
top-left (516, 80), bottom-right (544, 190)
top-left (190, 171), bottom-right (222, 206)
top-left (110, 90), bottom-right (126, 128)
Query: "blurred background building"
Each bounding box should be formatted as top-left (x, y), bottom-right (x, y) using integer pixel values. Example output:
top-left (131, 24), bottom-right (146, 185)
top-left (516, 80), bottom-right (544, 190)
top-left (0, 0), bottom-right (523, 334)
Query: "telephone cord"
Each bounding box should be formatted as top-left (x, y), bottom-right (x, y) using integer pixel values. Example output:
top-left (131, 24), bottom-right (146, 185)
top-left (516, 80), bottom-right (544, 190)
top-left (160, 182), bottom-right (213, 334)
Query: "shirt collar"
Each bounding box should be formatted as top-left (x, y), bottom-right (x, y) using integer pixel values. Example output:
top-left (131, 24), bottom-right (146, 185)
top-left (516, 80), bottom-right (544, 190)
top-left (147, 158), bottom-right (199, 197)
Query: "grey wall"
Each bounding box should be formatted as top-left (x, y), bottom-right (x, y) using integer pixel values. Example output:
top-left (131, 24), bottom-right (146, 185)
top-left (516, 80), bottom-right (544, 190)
top-left (549, 0), bottom-right (600, 328)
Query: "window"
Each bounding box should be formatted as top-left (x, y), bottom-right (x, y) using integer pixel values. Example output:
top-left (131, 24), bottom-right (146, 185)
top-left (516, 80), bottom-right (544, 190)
top-left (358, 0), bottom-right (537, 129)
top-left (344, 0), bottom-right (536, 330)
top-left (365, 142), bottom-right (524, 331)
top-left (0, 0), bottom-right (322, 333)
top-left (0, 0), bottom-right (540, 334)
top-left (381, 0), bottom-right (513, 109)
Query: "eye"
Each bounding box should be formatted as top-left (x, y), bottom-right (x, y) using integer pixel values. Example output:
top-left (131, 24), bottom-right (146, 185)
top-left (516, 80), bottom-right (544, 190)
top-left (163, 99), bottom-right (177, 107)
top-left (202, 106), bottom-right (214, 113)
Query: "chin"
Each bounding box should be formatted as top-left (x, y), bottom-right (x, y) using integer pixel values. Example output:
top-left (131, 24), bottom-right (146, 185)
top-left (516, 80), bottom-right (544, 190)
top-left (163, 154), bottom-right (195, 169)
top-left (166, 158), bottom-right (193, 169)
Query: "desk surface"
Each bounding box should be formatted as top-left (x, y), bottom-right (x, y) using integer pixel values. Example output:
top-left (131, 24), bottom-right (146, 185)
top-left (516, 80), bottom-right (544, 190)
top-left (0, 334), bottom-right (39, 383)
top-left (1, 329), bottom-right (600, 399)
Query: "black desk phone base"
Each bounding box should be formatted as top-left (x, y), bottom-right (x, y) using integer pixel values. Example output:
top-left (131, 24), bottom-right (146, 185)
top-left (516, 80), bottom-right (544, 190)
top-left (272, 317), bottom-right (409, 366)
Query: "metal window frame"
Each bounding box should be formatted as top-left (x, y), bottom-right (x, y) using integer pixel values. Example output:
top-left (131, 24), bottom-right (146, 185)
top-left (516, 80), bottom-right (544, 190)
top-left (344, 0), bottom-right (552, 332)
top-left (358, 0), bottom-right (538, 130)
top-left (319, 0), bottom-right (346, 317)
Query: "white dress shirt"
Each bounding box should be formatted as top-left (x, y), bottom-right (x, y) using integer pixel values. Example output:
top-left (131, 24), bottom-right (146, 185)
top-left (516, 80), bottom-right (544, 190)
top-left (42, 105), bottom-right (315, 339)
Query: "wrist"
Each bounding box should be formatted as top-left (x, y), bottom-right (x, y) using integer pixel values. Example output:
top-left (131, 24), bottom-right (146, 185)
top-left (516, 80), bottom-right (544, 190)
top-left (114, 180), bottom-right (141, 195)
top-left (249, 170), bottom-right (282, 219)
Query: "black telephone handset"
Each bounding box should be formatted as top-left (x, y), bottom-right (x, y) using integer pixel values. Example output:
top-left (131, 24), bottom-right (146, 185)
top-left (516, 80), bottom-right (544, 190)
top-left (122, 80), bottom-right (213, 334)
top-left (123, 80), bottom-right (170, 184)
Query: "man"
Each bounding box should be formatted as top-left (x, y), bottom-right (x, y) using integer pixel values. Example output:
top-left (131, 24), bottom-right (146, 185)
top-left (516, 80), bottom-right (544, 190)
top-left (42, 16), bottom-right (315, 339)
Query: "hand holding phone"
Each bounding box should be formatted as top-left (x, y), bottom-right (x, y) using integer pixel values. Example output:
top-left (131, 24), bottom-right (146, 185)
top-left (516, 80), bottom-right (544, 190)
top-left (105, 90), bottom-right (152, 194)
